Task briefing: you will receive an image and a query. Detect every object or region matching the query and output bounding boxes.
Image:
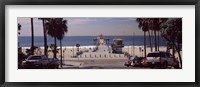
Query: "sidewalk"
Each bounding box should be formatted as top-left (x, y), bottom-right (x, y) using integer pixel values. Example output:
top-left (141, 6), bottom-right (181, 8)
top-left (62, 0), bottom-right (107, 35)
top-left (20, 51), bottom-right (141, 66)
top-left (60, 61), bottom-right (83, 69)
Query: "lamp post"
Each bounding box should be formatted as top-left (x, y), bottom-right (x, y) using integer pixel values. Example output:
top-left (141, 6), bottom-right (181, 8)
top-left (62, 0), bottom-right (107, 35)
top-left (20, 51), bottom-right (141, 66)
top-left (63, 49), bottom-right (66, 65)
top-left (76, 44), bottom-right (80, 60)
top-left (73, 46), bottom-right (74, 58)
top-left (142, 49), bottom-right (144, 57)
top-left (139, 47), bottom-right (142, 57)
top-left (128, 44), bottom-right (129, 55)
top-left (76, 44), bottom-right (80, 52)
top-left (132, 32), bottom-right (135, 57)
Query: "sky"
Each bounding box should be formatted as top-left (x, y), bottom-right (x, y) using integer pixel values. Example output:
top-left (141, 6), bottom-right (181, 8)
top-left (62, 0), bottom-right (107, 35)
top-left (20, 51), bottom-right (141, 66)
top-left (17, 17), bottom-right (144, 36)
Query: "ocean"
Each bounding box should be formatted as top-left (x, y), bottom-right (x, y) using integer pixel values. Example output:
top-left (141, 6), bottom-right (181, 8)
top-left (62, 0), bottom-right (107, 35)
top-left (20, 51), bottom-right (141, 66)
top-left (18, 36), bottom-right (167, 48)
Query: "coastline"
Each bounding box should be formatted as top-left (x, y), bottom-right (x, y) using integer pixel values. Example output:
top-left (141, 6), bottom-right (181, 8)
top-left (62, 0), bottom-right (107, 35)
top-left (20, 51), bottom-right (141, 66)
top-left (19, 43), bottom-right (182, 69)
top-left (20, 46), bottom-right (181, 59)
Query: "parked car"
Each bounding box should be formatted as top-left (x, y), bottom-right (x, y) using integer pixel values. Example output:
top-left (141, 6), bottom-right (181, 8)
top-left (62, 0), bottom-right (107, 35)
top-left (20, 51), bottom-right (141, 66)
top-left (146, 51), bottom-right (179, 69)
top-left (132, 57), bottom-right (145, 67)
top-left (48, 58), bottom-right (60, 69)
top-left (124, 56), bottom-right (145, 67)
top-left (21, 55), bottom-right (50, 69)
top-left (124, 59), bottom-right (133, 67)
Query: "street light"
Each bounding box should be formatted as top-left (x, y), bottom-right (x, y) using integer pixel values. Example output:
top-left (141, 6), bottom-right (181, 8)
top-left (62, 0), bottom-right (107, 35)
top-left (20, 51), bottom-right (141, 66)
top-left (76, 44), bottom-right (80, 60)
top-left (73, 46), bottom-right (74, 57)
top-left (76, 44), bottom-right (80, 52)
top-left (132, 32), bottom-right (135, 58)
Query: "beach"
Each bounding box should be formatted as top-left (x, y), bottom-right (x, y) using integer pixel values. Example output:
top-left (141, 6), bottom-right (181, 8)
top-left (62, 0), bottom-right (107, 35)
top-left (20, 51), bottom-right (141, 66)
top-left (21, 46), bottom-right (182, 68)
top-left (21, 46), bottom-right (181, 59)
top-left (19, 35), bottom-right (181, 69)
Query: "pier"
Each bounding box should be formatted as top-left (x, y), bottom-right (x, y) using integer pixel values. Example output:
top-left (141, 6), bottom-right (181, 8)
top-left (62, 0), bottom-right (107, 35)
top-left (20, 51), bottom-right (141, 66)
top-left (75, 34), bottom-right (127, 59)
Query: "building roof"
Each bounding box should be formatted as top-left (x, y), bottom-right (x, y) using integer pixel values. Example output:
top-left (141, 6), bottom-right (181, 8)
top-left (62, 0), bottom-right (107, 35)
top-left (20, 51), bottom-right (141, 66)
top-left (113, 38), bottom-right (123, 41)
top-left (98, 34), bottom-right (104, 39)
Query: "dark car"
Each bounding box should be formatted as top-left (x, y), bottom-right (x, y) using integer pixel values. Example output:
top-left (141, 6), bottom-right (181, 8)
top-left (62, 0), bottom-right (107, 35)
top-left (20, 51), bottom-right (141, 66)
top-left (48, 58), bottom-right (60, 69)
top-left (124, 57), bottom-right (145, 67)
top-left (124, 59), bottom-right (133, 67)
top-left (21, 55), bottom-right (49, 69)
top-left (132, 57), bottom-right (145, 67)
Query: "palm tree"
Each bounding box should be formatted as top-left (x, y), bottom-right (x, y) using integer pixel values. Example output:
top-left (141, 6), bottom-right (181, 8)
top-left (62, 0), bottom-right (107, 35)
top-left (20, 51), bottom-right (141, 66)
top-left (147, 19), bottom-right (153, 52)
top-left (136, 18), bottom-right (149, 58)
top-left (45, 18), bottom-right (58, 58)
top-left (18, 23), bottom-right (21, 35)
top-left (38, 18), bottom-right (48, 56)
top-left (18, 23), bottom-right (21, 47)
top-left (57, 20), bottom-right (68, 68)
top-left (152, 18), bottom-right (160, 51)
top-left (160, 18), bottom-right (182, 68)
top-left (31, 18), bottom-right (34, 55)
top-left (45, 18), bottom-right (68, 59)
top-left (150, 18), bottom-right (168, 51)
top-left (157, 18), bottom-right (168, 51)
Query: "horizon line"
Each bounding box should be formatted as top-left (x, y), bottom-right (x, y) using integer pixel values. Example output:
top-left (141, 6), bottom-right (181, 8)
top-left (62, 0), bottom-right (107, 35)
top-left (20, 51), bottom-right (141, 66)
top-left (18, 35), bottom-right (145, 37)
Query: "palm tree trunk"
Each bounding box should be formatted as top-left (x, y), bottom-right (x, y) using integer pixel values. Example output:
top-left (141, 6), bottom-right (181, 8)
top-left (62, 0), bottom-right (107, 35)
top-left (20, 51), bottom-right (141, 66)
top-left (154, 30), bottom-right (157, 51)
top-left (54, 37), bottom-right (57, 58)
top-left (177, 50), bottom-right (182, 68)
top-left (172, 39), bottom-right (175, 57)
top-left (166, 43), bottom-right (170, 53)
top-left (151, 30), bottom-right (154, 51)
top-left (148, 30), bottom-right (152, 52)
top-left (172, 45), bottom-right (175, 58)
top-left (166, 44), bottom-right (168, 52)
top-left (42, 19), bottom-right (48, 56)
top-left (157, 31), bottom-right (160, 51)
top-left (31, 18), bottom-right (34, 55)
top-left (144, 32), bottom-right (147, 58)
top-left (60, 40), bottom-right (63, 68)
top-left (173, 42), bottom-right (182, 68)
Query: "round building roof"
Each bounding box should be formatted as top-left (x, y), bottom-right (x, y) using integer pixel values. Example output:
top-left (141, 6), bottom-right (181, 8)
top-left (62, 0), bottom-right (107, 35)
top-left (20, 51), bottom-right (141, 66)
top-left (113, 38), bottom-right (123, 41)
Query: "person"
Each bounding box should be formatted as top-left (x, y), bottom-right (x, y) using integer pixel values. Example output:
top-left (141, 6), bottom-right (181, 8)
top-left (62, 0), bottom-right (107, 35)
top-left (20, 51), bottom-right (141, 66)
top-left (135, 55), bottom-right (138, 58)
top-left (128, 55), bottom-right (131, 60)
top-left (142, 49), bottom-right (144, 57)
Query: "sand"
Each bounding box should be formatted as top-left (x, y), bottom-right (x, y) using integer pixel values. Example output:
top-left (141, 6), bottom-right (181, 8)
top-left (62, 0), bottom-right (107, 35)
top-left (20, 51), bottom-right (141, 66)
top-left (21, 46), bottom-right (182, 60)
top-left (20, 46), bottom-right (182, 68)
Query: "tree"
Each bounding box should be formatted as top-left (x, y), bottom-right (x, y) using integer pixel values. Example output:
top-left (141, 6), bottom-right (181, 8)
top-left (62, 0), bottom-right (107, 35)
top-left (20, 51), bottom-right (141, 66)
top-left (152, 18), bottom-right (160, 51)
top-left (31, 18), bottom-right (34, 55)
top-left (147, 19), bottom-right (154, 52)
top-left (18, 23), bottom-right (21, 35)
top-left (45, 18), bottom-right (68, 62)
top-left (45, 18), bottom-right (59, 58)
top-left (18, 23), bottom-right (25, 68)
top-left (136, 18), bottom-right (149, 58)
top-left (38, 18), bottom-right (48, 56)
top-left (18, 23), bottom-right (22, 47)
top-left (149, 18), bottom-right (168, 51)
top-left (57, 20), bottom-right (68, 68)
top-left (160, 18), bottom-right (182, 68)
top-left (157, 18), bottom-right (168, 51)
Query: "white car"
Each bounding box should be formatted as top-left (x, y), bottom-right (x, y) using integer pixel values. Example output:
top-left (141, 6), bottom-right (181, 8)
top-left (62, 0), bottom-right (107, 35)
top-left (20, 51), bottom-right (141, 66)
top-left (146, 51), bottom-right (179, 69)
top-left (22, 55), bottom-right (50, 69)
